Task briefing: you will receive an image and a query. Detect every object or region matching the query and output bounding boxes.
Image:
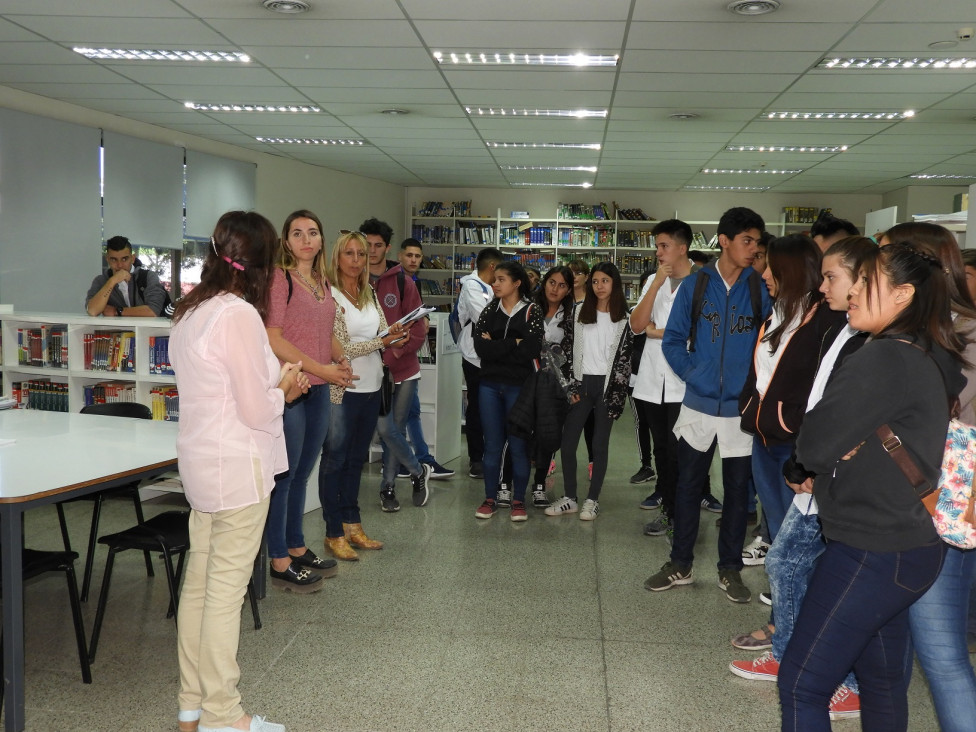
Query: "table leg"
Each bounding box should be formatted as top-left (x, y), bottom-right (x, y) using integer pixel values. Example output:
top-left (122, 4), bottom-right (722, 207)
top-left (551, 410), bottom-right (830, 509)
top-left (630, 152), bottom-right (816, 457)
top-left (1, 506), bottom-right (26, 732)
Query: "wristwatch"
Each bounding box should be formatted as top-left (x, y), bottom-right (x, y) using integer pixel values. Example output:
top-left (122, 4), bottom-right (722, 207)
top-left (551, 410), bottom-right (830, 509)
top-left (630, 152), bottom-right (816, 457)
top-left (116, 306), bottom-right (124, 317)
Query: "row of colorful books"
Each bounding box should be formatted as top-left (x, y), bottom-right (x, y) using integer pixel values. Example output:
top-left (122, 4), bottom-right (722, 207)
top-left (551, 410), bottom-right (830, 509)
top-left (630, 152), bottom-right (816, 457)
top-left (10, 378), bottom-right (69, 411)
top-left (558, 226), bottom-right (614, 248)
top-left (83, 331), bottom-right (136, 372)
top-left (16, 325), bottom-right (68, 368)
top-left (150, 386), bottom-right (179, 421)
top-left (558, 202), bottom-right (613, 220)
top-left (149, 336), bottom-right (174, 375)
top-left (83, 380), bottom-right (137, 406)
top-left (458, 224), bottom-right (495, 245)
top-left (501, 226), bottom-right (554, 246)
top-left (617, 255), bottom-right (657, 275)
top-left (783, 206), bottom-right (829, 224)
top-left (416, 278), bottom-right (449, 296)
top-left (416, 200), bottom-right (472, 217)
top-left (617, 230), bottom-right (657, 248)
top-left (411, 224), bottom-right (456, 244)
top-left (505, 250), bottom-right (557, 271)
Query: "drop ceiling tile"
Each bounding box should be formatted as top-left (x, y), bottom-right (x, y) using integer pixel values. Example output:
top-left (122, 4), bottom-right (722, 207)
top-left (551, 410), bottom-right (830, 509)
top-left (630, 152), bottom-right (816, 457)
top-left (609, 108), bottom-right (758, 123)
top-left (793, 72), bottom-right (974, 94)
top-left (454, 90), bottom-right (612, 108)
top-left (0, 0), bottom-right (191, 17)
top-left (622, 50), bottom-right (819, 75)
top-left (0, 41), bottom-right (92, 64)
top-left (442, 69), bottom-right (614, 92)
top-left (11, 16), bottom-right (227, 45)
top-left (631, 0), bottom-right (879, 22)
top-left (402, 0), bottom-right (632, 21)
top-left (832, 22), bottom-right (976, 53)
top-left (625, 21), bottom-right (850, 51)
top-left (246, 46), bottom-right (435, 70)
top-left (864, 0), bottom-right (976, 23)
top-left (0, 63), bottom-right (128, 84)
top-left (617, 72), bottom-right (795, 93)
top-left (616, 92), bottom-right (780, 108)
top-left (178, 0), bottom-right (404, 20)
top-left (300, 87), bottom-right (457, 104)
top-left (278, 69), bottom-right (446, 88)
top-left (210, 19), bottom-right (417, 46)
top-left (108, 65), bottom-right (283, 86)
top-left (5, 81), bottom-right (167, 99)
top-left (773, 92), bottom-right (956, 108)
top-left (413, 21), bottom-right (626, 49)
top-left (145, 84), bottom-right (310, 103)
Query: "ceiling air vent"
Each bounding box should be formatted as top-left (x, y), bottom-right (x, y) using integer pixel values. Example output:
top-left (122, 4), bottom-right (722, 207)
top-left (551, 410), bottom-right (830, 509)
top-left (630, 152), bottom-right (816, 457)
top-left (727, 1), bottom-right (781, 16)
top-left (262, 0), bottom-right (311, 14)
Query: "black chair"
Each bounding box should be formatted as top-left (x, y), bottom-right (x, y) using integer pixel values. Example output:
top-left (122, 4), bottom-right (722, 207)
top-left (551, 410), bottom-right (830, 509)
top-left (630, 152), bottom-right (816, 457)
top-left (0, 548), bottom-right (92, 709)
top-left (56, 402), bottom-right (155, 602)
top-left (88, 510), bottom-right (262, 663)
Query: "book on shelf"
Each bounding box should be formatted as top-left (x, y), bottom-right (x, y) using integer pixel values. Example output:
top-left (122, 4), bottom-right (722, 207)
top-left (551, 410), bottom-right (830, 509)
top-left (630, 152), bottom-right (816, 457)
top-left (617, 229), bottom-right (655, 248)
top-left (411, 224), bottom-right (456, 244)
top-left (149, 335), bottom-right (174, 375)
top-left (417, 328), bottom-right (438, 365)
top-left (782, 206), bottom-right (827, 224)
top-left (416, 200), bottom-right (472, 217)
top-left (16, 325), bottom-right (68, 368)
top-left (558, 202), bottom-right (612, 220)
top-left (22, 378), bottom-right (68, 412)
top-left (617, 254), bottom-right (657, 275)
top-left (83, 330), bottom-right (136, 372)
top-left (505, 249), bottom-right (556, 271)
top-left (612, 201), bottom-right (655, 221)
top-left (150, 385), bottom-right (179, 421)
top-left (83, 380), bottom-right (137, 407)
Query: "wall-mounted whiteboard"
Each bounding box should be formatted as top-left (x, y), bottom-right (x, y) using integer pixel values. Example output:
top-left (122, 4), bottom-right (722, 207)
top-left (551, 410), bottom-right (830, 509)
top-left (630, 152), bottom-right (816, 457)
top-left (865, 206), bottom-right (898, 239)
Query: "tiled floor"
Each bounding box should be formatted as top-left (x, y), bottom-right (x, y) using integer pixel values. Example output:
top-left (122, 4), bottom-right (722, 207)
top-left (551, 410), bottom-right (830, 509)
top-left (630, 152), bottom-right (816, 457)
top-left (17, 426), bottom-right (946, 731)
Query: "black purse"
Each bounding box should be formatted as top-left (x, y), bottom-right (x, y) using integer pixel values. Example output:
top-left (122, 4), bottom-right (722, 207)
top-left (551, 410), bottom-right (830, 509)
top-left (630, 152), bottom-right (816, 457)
top-left (379, 365), bottom-right (394, 416)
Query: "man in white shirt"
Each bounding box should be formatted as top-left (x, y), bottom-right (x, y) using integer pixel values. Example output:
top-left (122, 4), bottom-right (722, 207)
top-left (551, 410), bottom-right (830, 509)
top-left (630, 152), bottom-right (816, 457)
top-left (457, 247), bottom-right (501, 478)
top-left (629, 220), bottom-right (696, 538)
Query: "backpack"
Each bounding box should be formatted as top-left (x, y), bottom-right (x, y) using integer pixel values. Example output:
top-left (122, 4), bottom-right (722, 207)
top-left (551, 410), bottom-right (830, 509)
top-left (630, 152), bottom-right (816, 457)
top-left (135, 269), bottom-right (174, 318)
top-left (449, 277), bottom-right (490, 344)
top-left (686, 268), bottom-right (763, 352)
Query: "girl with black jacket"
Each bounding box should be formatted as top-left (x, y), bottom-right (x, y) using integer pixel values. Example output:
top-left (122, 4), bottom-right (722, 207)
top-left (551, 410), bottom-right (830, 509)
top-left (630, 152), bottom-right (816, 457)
top-left (779, 242), bottom-right (967, 731)
top-left (472, 261), bottom-right (544, 521)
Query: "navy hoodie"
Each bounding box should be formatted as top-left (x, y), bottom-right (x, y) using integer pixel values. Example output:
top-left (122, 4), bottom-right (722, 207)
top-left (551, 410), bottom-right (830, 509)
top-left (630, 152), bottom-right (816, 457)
top-left (662, 261), bottom-right (771, 417)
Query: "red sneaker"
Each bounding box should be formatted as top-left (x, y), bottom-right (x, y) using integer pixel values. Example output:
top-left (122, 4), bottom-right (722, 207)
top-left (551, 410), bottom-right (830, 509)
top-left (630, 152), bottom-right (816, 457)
top-left (475, 499), bottom-right (497, 519)
top-left (510, 500), bottom-right (528, 522)
top-left (829, 685), bottom-right (860, 720)
top-left (728, 651), bottom-right (779, 681)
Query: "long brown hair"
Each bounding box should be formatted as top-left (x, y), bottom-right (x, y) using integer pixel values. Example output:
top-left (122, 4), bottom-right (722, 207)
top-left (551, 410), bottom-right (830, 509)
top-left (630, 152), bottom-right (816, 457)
top-left (578, 261), bottom-right (628, 324)
top-left (173, 211), bottom-right (278, 323)
top-left (278, 209), bottom-right (329, 284)
top-left (763, 234), bottom-right (823, 351)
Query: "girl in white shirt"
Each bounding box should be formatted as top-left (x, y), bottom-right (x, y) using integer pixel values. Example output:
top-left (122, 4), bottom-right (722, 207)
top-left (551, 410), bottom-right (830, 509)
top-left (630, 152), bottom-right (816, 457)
top-left (546, 262), bottom-right (633, 521)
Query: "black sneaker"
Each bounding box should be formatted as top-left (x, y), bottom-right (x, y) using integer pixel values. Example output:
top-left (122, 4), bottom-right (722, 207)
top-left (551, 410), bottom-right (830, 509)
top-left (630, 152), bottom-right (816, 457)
top-left (495, 483), bottom-right (512, 508)
top-left (468, 461), bottom-right (484, 478)
top-left (289, 548), bottom-right (338, 578)
top-left (380, 488), bottom-right (400, 512)
top-left (423, 459), bottom-right (455, 479)
top-left (630, 466), bottom-right (656, 484)
top-left (701, 494), bottom-right (723, 513)
top-left (412, 463), bottom-right (432, 507)
top-left (718, 569), bottom-right (752, 603)
top-left (269, 562), bottom-right (324, 594)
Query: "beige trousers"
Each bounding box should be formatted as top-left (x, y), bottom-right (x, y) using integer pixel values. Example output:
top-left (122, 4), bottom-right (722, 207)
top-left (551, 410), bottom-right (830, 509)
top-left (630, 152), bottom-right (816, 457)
top-left (177, 497), bottom-right (269, 728)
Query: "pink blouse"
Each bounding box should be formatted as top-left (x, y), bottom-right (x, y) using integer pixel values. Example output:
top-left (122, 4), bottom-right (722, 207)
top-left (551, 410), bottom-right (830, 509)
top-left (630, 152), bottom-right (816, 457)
top-left (265, 268), bottom-right (336, 386)
top-left (170, 293), bottom-right (286, 512)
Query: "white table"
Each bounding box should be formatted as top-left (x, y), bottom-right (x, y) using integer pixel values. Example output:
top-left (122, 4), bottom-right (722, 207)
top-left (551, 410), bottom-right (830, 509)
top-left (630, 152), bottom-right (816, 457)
top-left (0, 410), bottom-right (178, 732)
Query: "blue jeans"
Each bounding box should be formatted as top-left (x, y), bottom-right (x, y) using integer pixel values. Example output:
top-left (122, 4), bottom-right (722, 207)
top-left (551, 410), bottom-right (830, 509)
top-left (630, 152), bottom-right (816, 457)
top-left (779, 539), bottom-right (945, 732)
top-left (479, 380), bottom-right (529, 501)
top-left (319, 390), bottom-right (380, 538)
top-left (671, 438), bottom-right (751, 571)
top-left (767, 503), bottom-right (858, 692)
top-left (405, 386), bottom-right (433, 464)
top-left (908, 545), bottom-right (976, 732)
top-left (268, 384), bottom-right (330, 559)
top-left (377, 379), bottom-right (422, 489)
top-left (751, 438), bottom-right (794, 542)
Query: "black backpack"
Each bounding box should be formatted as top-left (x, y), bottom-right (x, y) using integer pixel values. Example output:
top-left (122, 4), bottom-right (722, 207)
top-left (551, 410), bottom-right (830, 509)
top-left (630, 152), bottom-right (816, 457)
top-left (135, 269), bottom-right (174, 318)
top-left (686, 268), bottom-right (763, 353)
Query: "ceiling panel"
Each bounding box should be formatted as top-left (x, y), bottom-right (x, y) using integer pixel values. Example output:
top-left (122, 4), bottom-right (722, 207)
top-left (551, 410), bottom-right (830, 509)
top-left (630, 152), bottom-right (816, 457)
top-left (0, 0), bottom-right (970, 192)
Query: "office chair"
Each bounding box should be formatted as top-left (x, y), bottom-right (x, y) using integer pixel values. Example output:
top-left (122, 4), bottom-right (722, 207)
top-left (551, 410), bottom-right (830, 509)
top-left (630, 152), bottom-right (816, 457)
top-left (56, 402), bottom-right (155, 602)
top-left (88, 510), bottom-right (262, 664)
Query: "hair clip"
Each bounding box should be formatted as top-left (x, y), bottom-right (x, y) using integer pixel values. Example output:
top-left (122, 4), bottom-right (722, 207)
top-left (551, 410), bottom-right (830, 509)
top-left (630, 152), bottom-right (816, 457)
top-left (212, 236), bottom-right (246, 271)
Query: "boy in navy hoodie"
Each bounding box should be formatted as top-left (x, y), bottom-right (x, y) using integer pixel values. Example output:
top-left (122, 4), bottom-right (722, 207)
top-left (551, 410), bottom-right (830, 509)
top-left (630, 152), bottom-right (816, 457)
top-left (646, 207), bottom-right (771, 603)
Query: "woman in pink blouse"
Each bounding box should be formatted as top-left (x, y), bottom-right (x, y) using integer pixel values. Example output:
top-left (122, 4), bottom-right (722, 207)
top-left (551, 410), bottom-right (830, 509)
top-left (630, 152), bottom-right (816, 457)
top-left (170, 211), bottom-right (309, 732)
top-left (264, 210), bottom-right (354, 593)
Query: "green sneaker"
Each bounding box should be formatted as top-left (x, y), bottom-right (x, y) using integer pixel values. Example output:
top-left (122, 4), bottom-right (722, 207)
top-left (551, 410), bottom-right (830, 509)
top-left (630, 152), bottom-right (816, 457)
top-left (644, 562), bottom-right (693, 592)
top-left (718, 569), bottom-right (752, 603)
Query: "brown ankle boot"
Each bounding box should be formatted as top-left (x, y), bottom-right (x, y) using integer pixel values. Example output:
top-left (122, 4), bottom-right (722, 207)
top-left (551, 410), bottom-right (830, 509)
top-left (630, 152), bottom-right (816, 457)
top-left (343, 522), bottom-right (384, 550)
top-left (324, 535), bottom-right (359, 561)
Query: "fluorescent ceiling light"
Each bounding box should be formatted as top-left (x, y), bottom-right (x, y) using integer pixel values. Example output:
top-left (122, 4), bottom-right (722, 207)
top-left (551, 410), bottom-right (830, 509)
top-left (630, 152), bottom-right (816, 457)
top-left (910, 173), bottom-right (976, 179)
top-left (434, 51), bottom-right (618, 67)
top-left (256, 137), bottom-right (366, 145)
top-left (818, 57), bottom-right (976, 70)
top-left (74, 47), bottom-right (249, 63)
top-left (685, 185), bottom-right (770, 191)
top-left (502, 165), bottom-right (598, 172)
top-left (466, 107), bottom-right (607, 119)
top-left (487, 141), bottom-right (601, 150)
top-left (186, 102), bottom-right (320, 113)
top-left (764, 110), bottom-right (914, 120)
top-left (702, 168), bottom-right (802, 174)
top-left (512, 182), bottom-right (594, 188)
top-left (726, 145), bottom-right (848, 153)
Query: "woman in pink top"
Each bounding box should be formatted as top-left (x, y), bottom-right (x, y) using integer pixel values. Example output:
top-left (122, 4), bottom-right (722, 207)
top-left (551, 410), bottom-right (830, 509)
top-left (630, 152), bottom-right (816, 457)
top-left (170, 211), bottom-right (309, 732)
top-left (264, 210), bottom-right (354, 593)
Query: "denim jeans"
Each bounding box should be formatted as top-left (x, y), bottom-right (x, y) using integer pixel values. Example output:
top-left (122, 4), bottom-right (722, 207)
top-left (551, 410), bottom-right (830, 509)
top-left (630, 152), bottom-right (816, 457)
top-left (779, 539), bottom-right (945, 732)
top-left (561, 374), bottom-right (615, 501)
top-left (907, 545), bottom-right (976, 732)
top-left (405, 386), bottom-right (433, 464)
top-left (479, 380), bottom-right (529, 501)
top-left (751, 437), bottom-right (795, 542)
top-left (377, 378), bottom-right (422, 490)
top-left (767, 503), bottom-right (858, 692)
top-left (670, 437), bottom-right (751, 571)
top-left (462, 359), bottom-right (484, 463)
top-left (267, 383), bottom-right (330, 559)
top-left (319, 390), bottom-right (380, 538)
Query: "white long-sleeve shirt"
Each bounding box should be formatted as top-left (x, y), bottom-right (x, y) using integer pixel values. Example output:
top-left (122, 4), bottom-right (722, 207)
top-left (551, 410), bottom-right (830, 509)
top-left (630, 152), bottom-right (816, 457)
top-left (457, 271), bottom-right (493, 366)
top-left (170, 293), bottom-right (286, 512)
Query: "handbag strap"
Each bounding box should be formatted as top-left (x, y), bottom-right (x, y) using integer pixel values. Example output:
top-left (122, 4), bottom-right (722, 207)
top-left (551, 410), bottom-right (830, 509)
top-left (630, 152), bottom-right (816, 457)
top-left (875, 423), bottom-right (937, 504)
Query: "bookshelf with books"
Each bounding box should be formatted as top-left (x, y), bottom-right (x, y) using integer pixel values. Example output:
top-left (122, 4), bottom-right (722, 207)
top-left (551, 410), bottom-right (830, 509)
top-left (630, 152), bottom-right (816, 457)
top-left (0, 312), bottom-right (177, 417)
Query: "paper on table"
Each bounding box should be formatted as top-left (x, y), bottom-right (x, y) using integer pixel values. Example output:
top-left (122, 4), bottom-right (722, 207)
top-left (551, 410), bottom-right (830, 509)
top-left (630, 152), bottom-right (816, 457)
top-left (378, 305), bottom-right (437, 338)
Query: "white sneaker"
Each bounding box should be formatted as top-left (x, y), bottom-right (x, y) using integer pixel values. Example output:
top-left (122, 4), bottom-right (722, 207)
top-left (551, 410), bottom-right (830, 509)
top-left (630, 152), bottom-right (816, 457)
top-left (579, 499), bottom-right (599, 521)
top-left (495, 485), bottom-right (512, 508)
top-left (544, 496), bottom-right (578, 516)
top-left (742, 536), bottom-right (770, 566)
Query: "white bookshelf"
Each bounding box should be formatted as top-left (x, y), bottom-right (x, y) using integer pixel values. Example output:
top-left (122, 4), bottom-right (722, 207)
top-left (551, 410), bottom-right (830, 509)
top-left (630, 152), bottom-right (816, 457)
top-left (0, 311), bottom-right (175, 414)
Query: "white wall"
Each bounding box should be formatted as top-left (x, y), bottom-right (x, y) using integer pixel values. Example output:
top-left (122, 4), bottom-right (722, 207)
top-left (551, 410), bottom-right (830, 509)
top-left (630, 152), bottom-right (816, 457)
top-left (882, 185), bottom-right (969, 221)
top-left (405, 186), bottom-right (884, 236)
top-left (0, 85), bottom-right (404, 310)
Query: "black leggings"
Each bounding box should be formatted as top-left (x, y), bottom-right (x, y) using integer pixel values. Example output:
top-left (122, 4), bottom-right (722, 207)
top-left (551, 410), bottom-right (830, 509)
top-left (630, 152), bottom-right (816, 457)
top-left (560, 374), bottom-right (615, 501)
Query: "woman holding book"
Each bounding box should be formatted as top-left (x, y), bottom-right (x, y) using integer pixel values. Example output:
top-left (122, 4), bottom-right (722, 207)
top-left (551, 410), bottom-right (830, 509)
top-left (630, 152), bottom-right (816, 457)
top-left (170, 210), bottom-right (308, 732)
top-left (319, 231), bottom-right (405, 561)
top-left (263, 209), bottom-right (354, 593)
